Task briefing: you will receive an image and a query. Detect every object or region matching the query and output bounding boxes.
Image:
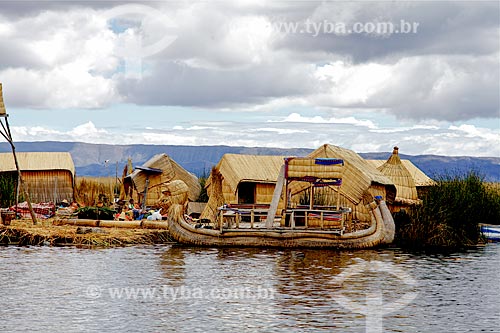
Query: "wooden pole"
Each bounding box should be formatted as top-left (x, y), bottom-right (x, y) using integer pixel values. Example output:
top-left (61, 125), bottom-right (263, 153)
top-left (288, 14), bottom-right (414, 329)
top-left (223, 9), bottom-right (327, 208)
top-left (265, 165), bottom-right (285, 228)
top-left (309, 184), bottom-right (314, 210)
top-left (336, 184), bottom-right (341, 210)
top-left (142, 177), bottom-right (149, 211)
top-left (1, 117), bottom-right (38, 224)
top-left (0, 83), bottom-right (37, 225)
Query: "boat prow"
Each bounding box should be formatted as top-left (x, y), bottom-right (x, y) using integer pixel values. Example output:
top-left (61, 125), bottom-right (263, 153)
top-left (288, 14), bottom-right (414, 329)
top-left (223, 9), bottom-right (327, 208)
top-left (480, 224), bottom-right (500, 242)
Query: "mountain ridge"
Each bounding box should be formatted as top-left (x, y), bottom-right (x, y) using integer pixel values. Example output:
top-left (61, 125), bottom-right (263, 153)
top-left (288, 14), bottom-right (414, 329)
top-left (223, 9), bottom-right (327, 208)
top-left (1, 141), bottom-right (498, 181)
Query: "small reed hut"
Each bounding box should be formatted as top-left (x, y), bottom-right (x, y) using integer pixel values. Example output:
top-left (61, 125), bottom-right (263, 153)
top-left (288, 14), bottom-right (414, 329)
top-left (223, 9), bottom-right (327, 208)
top-left (0, 152), bottom-right (75, 204)
top-left (201, 154), bottom-right (285, 222)
top-left (124, 153), bottom-right (201, 207)
top-left (207, 154), bottom-right (284, 204)
top-left (366, 147), bottom-right (435, 211)
top-left (289, 144), bottom-right (397, 225)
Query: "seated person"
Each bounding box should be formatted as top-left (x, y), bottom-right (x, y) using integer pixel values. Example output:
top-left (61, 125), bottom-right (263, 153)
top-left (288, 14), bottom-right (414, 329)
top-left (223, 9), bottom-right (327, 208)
top-left (118, 206), bottom-right (133, 221)
top-left (69, 201), bottom-right (80, 213)
top-left (132, 202), bottom-right (143, 220)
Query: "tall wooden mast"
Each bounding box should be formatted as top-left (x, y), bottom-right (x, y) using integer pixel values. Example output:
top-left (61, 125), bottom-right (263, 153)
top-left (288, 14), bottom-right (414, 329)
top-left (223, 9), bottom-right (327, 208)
top-left (0, 83), bottom-right (37, 224)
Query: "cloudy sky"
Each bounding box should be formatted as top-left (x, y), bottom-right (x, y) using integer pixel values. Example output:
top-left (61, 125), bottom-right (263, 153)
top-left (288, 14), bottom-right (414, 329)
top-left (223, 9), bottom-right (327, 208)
top-left (0, 1), bottom-right (498, 157)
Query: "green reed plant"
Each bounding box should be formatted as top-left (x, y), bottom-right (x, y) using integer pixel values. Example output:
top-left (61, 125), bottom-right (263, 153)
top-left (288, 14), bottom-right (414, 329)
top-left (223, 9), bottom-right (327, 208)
top-left (298, 189), bottom-right (330, 206)
top-left (0, 172), bottom-right (19, 207)
top-left (76, 206), bottom-right (116, 220)
top-left (395, 170), bottom-right (500, 250)
top-left (197, 169), bottom-right (210, 203)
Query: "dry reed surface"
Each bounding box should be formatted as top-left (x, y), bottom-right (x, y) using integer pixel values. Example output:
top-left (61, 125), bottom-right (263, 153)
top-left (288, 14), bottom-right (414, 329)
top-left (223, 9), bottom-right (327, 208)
top-left (0, 218), bottom-right (173, 247)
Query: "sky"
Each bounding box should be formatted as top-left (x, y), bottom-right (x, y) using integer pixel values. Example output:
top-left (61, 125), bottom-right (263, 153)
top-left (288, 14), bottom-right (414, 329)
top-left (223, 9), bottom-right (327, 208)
top-left (0, 0), bottom-right (499, 157)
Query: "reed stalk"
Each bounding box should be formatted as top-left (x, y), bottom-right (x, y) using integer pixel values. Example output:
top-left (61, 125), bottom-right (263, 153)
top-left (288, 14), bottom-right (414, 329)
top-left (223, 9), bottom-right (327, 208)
top-left (394, 170), bottom-right (500, 250)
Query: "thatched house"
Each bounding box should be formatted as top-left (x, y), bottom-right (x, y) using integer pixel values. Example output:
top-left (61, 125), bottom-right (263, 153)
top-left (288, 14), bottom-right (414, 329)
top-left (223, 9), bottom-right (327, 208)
top-left (209, 154), bottom-right (284, 204)
top-left (0, 152), bottom-right (75, 204)
top-left (201, 154), bottom-right (285, 221)
top-left (366, 147), bottom-right (435, 210)
top-left (287, 144), bottom-right (397, 224)
top-left (124, 153), bottom-right (201, 207)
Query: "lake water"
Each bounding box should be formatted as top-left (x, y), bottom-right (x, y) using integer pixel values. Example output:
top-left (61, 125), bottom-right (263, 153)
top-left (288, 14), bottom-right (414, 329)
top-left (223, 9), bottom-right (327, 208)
top-left (0, 244), bottom-right (499, 332)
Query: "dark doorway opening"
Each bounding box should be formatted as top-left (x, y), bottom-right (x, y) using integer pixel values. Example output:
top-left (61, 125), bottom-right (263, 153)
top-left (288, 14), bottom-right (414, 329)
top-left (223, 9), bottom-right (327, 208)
top-left (238, 182), bottom-right (256, 204)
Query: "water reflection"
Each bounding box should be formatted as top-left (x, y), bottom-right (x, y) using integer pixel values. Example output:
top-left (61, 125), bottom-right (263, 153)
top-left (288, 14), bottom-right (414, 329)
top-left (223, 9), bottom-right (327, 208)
top-left (160, 246), bottom-right (187, 287)
top-left (0, 244), bottom-right (499, 332)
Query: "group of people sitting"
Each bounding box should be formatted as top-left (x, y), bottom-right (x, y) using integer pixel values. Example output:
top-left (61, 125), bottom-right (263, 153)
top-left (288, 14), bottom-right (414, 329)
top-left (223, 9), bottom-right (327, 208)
top-left (116, 199), bottom-right (143, 221)
top-left (115, 199), bottom-right (165, 221)
top-left (56, 187), bottom-right (175, 221)
top-left (56, 199), bottom-right (81, 217)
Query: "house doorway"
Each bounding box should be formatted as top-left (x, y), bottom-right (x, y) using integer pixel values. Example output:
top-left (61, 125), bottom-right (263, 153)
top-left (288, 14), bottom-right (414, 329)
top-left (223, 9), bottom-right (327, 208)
top-left (238, 182), bottom-right (256, 204)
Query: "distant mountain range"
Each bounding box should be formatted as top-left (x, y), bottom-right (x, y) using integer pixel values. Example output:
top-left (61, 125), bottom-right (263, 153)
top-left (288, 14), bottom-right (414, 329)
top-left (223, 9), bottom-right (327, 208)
top-left (1, 141), bottom-right (499, 182)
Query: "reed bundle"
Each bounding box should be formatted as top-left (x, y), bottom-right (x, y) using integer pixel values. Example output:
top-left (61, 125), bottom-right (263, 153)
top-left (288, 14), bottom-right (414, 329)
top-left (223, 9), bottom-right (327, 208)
top-left (200, 168), bottom-right (225, 224)
top-left (75, 177), bottom-right (117, 206)
top-left (1, 218), bottom-right (173, 247)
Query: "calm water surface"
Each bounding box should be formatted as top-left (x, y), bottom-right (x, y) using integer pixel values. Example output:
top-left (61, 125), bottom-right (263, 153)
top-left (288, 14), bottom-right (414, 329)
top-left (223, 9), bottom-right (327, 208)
top-left (0, 244), bottom-right (499, 332)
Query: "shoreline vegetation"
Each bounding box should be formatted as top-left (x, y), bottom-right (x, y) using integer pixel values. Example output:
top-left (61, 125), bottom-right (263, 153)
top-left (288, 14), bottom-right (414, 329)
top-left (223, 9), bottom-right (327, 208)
top-left (394, 171), bottom-right (500, 251)
top-left (1, 170), bottom-right (499, 250)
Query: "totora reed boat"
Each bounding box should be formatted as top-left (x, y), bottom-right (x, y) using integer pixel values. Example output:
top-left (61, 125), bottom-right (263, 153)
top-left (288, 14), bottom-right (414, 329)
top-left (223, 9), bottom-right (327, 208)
top-left (166, 157), bottom-right (395, 249)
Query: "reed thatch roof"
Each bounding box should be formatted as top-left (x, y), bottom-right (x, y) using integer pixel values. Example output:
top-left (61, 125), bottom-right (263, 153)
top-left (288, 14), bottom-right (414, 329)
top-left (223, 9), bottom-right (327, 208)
top-left (211, 154), bottom-right (285, 194)
top-left (366, 156), bottom-right (435, 187)
top-left (301, 144), bottom-right (395, 204)
top-left (127, 153), bottom-right (201, 202)
top-left (373, 147), bottom-right (419, 204)
top-left (0, 152), bottom-right (75, 203)
top-left (0, 152), bottom-right (75, 176)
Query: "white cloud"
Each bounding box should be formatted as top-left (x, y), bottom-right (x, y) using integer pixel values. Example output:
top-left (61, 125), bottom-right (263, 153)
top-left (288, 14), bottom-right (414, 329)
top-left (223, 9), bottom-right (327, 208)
top-left (0, 22), bottom-right (14, 36)
top-left (449, 124), bottom-right (500, 143)
top-left (69, 121), bottom-right (108, 137)
top-left (248, 127), bottom-right (308, 134)
top-left (0, 8), bottom-right (119, 108)
top-left (1, 67), bottom-right (118, 109)
top-left (314, 61), bottom-right (393, 105)
top-left (275, 112), bottom-right (377, 129)
top-left (172, 125), bottom-right (214, 131)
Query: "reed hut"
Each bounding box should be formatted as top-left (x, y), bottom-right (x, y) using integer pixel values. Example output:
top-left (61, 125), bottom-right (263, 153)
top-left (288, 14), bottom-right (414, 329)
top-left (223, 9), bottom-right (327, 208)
top-left (207, 154), bottom-right (284, 204)
top-left (0, 152), bottom-right (75, 203)
top-left (366, 147), bottom-right (435, 211)
top-left (200, 154), bottom-right (284, 221)
top-left (288, 144), bottom-right (397, 225)
top-left (124, 153), bottom-right (201, 207)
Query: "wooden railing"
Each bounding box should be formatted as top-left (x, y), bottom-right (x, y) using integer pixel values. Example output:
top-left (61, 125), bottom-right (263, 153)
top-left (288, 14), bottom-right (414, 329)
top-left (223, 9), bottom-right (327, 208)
top-left (217, 204), bottom-right (349, 233)
top-left (218, 204), bottom-right (270, 230)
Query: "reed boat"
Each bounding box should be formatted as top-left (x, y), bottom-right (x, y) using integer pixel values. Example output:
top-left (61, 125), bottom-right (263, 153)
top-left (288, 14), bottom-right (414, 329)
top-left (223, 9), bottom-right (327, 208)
top-left (480, 224), bottom-right (500, 242)
top-left (166, 157), bottom-right (395, 249)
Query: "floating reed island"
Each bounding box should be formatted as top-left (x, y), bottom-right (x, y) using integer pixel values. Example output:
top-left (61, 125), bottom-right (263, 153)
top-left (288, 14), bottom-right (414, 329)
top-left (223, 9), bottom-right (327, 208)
top-left (0, 218), bottom-right (173, 247)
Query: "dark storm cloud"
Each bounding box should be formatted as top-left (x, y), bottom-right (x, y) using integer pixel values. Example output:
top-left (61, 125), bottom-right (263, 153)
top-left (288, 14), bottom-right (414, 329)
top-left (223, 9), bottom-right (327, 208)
top-left (119, 60), bottom-right (317, 107)
top-left (271, 2), bottom-right (499, 62)
top-left (0, 39), bottom-right (41, 69)
top-left (363, 56), bottom-right (500, 121)
top-left (0, 1), bottom-right (147, 17)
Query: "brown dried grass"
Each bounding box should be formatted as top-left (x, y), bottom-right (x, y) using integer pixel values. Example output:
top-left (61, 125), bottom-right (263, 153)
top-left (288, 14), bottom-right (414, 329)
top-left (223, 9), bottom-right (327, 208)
top-left (1, 218), bottom-right (173, 247)
top-left (74, 177), bottom-right (118, 206)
